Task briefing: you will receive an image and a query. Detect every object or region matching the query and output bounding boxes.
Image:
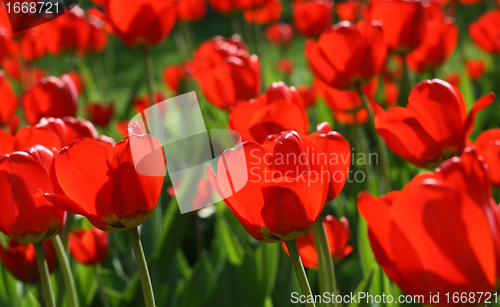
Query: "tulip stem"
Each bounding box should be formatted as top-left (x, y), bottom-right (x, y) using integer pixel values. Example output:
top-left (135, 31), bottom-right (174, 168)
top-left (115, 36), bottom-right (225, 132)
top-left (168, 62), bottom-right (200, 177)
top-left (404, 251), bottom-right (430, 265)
top-left (128, 227), bottom-right (156, 307)
top-left (356, 87), bottom-right (392, 193)
top-left (397, 55), bottom-right (413, 107)
top-left (94, 265), bottom-right (110, 307)
top-left (34, 242), bottom-right (56, 307)
top-left (312, 220), bottom-right (338, 307)
top-left (285, 240), bottom-right (316, 307)
top-left (52, 235), bottom-right (79, 307)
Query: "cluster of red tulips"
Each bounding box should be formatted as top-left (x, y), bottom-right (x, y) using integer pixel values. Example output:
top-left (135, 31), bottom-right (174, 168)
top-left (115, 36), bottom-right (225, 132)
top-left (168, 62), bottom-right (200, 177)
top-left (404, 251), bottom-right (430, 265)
top-left (0, 0), bottom-right (499, 306)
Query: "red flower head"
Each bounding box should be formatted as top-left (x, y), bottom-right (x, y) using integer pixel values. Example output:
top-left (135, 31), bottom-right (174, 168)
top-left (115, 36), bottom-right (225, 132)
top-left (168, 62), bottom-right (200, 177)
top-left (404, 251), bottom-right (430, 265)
top-left (314, 77), bottom-right (378, 125)
top-left (19, 29), bottom-right (47, 62)
top-left (375, 79), bottom-right (495, 168)
top-left (45, 135), bottom-right (165, 231)
top-left (68, 227), bottom-right (110, 265)
top-left (293, 0), bottom-right (333, 38)
top-left (469, 10), bottom-right (500, 54)
top-left (228, 81), bottom-right (309, 144)
top-left (305, 21), bottom-right (387, 90)
top-left (297, 85), bottom-right (317, 108)
top-left (207, 131), bottom-right (330, 242)
top-left (105, 0), bottom-right (177, 48)
top-left (0, 240), bottom-right (57, 284)
top-left (65, 71), bottom-right (84, 94)
top-left (14, 117), bottom-right (98, 152)
top-left (84, 12), bottom-right (108, 55)
top-left (466, 59), bottom-right (486, 81)
top-left (336, 0), bottom-right (363, 22)
top-left (275, 59), bottom-right (293, 75)
top-left (244, 0), bottom-right (282, 25)
top-left (368, 0), bottom-right (426, 54)
top-left (475, 129), bottom-right (500, 188)
top-left (264, 23), bottom-right (293, 46)
top-left (0, 26), bottom-right (12, 63)
top-left (191, 35), bottom-right (261, 108)
top-left (132, 92), bottom-right (167, 114)
top-left (163, 65), bottom-right (188, 95)
top-left (0, 147), bottom-right (66, 243)
top-left (22, 75), bottom-right (78, 125)
top-left (177, 0), bottom-right (208, 22)
top-left (0, 70), bottom-right (17, 126)
top-left (406, 2), bottom-right (458, 73)
top-left (358, 148), bottom-right (500, 306)
top-left (87, 103), bottom-right (115, 127)
top-left (282, 215), bottom-right (353, 269)
top-left (44, 6), bottom-right (91, 55)
top-left (208, 0), bottom-right (237, 14)
top-left (0, 128), bottom-right (14, 155)
top-left (445, 72), bottom-right (460, 87)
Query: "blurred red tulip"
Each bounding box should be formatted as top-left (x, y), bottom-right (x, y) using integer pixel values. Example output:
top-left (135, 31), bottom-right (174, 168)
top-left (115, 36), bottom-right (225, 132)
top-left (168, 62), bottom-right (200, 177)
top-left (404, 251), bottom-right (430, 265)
top-left (45, 135), bottom-right (165, 231)
top-left (19, 29), bottom-right (47, 62)
top-left (375, 79), bottom-right (495, 168)
top-left (84, 13), bottom-right (108, 55)
top-left (445, 72), bottom-right (460, 87)
top-left (475, 129), bottom-right (500, 188)
top-left (314, 77), bottom-right (378, 125)
top-left (163, 65), bottom-right (188, 95)
top-left (382, 76), bottom-right (399, 106)
top-left (293, 0), bottom-right (333, 37)
top-left (406, 3), bottom-right (458, 73)
top-left (336, 0), bottom-right (363, 22)
top-left (297, 85), bottom-right (317, 108)
top-left (0, 240), bottom-right (57, 284)
top-left (305, 21), bottom-right (387, 90)
top-left (466, 59), bottom-right (486, 81)
top-left (264, 23), bottom-right (293, 46)
top-left (44, 7), bottom-right (91, 55)
top-left (65, 71), bottom-right (84, 94)
top-left (282, 215), bottom-right (353, 269)
top-left (9, 115), bottom-right (20, 135)
top-left (178, 0), bottom-right (208, 22)
top-left (207, 131), bottom-right (329, 242)
top-left (208, 0), bottom-right (237, 14)
top-left (469, 10), bottom-right (500, 54)
top-left (0, 26), bottom-right (11, 63)
top-left (88, 103), bottom-right (115, 127)
top-left (191, 35), bottom-right (260, 108)
top-left (22, 75), bottom-right (78, 125)
top-left (0, 128), bottom-right (14, 155)
top-left (69, 228), bottom-right (110, 265)
top-left (228, 82), bottom-right (309, 143)
top-left (358, 147), bottom-right (500, 306)
top-left (133, 92), bottom-right (167, 114)
top-left (368, 0), bottom-right (426, 54)
top-left (105, 0), bottom-right (177, 48)
top-left (275, 58), bottom-right (293, 74)
top-left (244, 0), bottom-right (282, 25)
top-left (0, 147), bottom-right (65, 243)
top-left (0, 70), bottom-right (17, 126)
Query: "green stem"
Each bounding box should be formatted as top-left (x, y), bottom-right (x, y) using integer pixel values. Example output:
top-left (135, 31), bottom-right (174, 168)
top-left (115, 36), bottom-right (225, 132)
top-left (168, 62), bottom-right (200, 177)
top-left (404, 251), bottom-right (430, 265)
top-left (397, 55), bottom-right (413, 107)
top-left (34, 242), bottom-right (55, 307)
top-left (312, 221), bottom-right (328, 296)
top-left (94, 266), bottom-right (110, 307)
top-left (61, 213), bottom-right (75, 251)
top-left (312, 220), bottom-right (337, 307)
top-left (285, 240), bottom-right (316, 307)
top-left (52, 235), bottom-right (79, 307)
top-left (356, 87), bottom-right (392, 194)
top-left (128, 227), bottom-right (156, 307)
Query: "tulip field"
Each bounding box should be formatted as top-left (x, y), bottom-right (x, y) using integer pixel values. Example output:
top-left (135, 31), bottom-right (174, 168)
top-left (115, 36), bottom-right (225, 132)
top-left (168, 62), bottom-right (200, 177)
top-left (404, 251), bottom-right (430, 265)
top-left (1, 0), bottom-right (500, 306)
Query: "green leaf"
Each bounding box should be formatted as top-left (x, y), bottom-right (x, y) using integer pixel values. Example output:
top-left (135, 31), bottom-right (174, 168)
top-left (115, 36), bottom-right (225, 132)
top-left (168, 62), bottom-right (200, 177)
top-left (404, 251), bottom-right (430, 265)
top-left (255, 243), bottom-right (279, 295)
top-left (357, 215), bottom-right (376, 276)
top-left (215, 214), bottom-right (245, 266)
top-left (177, 256), bottom-right (216, 307)
top-left (347, 265), bottom-right (376, 307)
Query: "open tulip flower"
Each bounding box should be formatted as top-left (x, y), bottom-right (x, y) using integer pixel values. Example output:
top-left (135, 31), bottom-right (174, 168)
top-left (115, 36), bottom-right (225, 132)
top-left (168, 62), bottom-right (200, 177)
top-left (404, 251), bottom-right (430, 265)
top-left (358, 147), bottom-right (500, 306)
top-left (282, 215), bottom-right (353, 269)
top-left (375, 79), bottom-right (495, 168)
top-left (475, 129), bottom-right (500, 188)
top-left (469, 10), bottom-right (500, 54)
top-left (305, 21), bottom-right (387, 90)
top-left (69, 228), bottom-right (110, 265)
top-left (293, 0), bottom-right (334, 38)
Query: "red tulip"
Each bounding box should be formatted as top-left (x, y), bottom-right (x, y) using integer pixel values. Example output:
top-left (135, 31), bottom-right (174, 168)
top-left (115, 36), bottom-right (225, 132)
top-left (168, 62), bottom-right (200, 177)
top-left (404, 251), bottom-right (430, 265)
top-left (336, 0), bottom-right (362, 22)
top-left (0, 70), bottom-right (17, 126)
top-left (368, 0), bottom-right (425, 54)
top-left (45, 135), bottom-right (165, 231)
top-left (19, 29), bottom-right (47, 62)
top-left (293, 0), bottom-right (334, 37)
top-left (0, 147), bottom-right (66, 243)
top-left (228, 82), bottom-right (309, 143)
top-left (65, 71), bottom-right (84, 94)
top-left (44, 6), bottom-right (91, 55)
top-left (84, 13), bottom-right (108, 55)
top-left (133, 92), bottom-right (167, 114)
top-left (466, 59), bottom-right (486, 81)
top-left (163, 65), bottom-right (188, 95)
top-left (406, 3), bottom-right (458, 73)
top-left (244, 0), bottom-right (282, 25)
top-left (475, 129), bottom-right (500, 188)
top-left (208, 0), bottom-right (237, 14)
top-left (305, 21), bottom-right (387, 90)
top-left (177, 0), bottom-right (207, 22)
top-left (0, 26), bottom-right (11, 63)
top-left (358, 147), bottom-right (500, 306)
top-left (264, 23), bottom-right (293, 46)
top-left (105, 0), bottom-right (177, 48)
top-left (469, 10), bottom-right (500, 54)
top-left (297, 85), bottom-right (317, 108)
top-left (314, 77), bottom-right (378, 125)
top-left (0, 240), bottom-right (57, 284)
top-left (282, 215), bottom-right (353, 269)
top-left (275, 59), bottom-right (293, 75)
top-left (87, 103), bottom-right (115, 127)
top-left (68, 228), bottom-right (110, 265)
top-left (0, 128), bottom-right (14, 155)
top-left (191, 35), bottom-right (260, 108)
top-left (382, 76), bottom-right (400, 107)
top-left (375, 79), bottom-right (495, 168)
top-left (445, 72), bottom-right (460, 87)
top-left (207, 131), bottom-right (329, 242)
top-left (22, 75), bottom-right (78, 125)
